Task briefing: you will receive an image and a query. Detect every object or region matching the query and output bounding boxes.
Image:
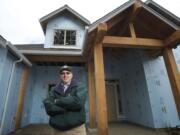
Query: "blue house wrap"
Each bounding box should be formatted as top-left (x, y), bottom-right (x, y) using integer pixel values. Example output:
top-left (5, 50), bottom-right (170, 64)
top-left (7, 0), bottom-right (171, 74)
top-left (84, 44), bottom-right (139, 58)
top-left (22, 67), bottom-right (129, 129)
top-left (0, 1), bottom-right (180, 135)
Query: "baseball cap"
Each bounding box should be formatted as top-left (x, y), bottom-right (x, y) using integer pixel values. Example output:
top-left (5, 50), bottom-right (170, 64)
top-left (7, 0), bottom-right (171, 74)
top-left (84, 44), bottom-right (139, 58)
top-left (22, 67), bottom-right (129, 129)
top-left (59, 65), bottom-right (72, 73)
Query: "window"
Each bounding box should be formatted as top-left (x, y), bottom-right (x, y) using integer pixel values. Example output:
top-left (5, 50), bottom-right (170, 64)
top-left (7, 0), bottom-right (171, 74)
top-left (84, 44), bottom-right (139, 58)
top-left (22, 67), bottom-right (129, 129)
top-left (54, 29), bottom-right (76, 46)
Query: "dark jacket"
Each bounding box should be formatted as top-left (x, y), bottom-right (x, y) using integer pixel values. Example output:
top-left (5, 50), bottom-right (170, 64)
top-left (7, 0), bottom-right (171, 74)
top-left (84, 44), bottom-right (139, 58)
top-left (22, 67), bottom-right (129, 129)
top-left (43, 80), bottom-right (87, 130)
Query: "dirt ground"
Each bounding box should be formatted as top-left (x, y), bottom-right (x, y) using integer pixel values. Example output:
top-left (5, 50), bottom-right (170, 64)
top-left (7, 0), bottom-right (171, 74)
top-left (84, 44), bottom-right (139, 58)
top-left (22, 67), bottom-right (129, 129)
top-left (88, 122), bottom-right (179, 135)
top-left (8, 122), bottom-right (180, 135)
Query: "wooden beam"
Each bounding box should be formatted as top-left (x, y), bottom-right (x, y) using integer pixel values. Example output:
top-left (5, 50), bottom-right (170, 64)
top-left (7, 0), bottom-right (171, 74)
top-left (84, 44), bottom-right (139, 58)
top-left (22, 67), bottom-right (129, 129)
top-left (95, 24), bottom-right (107, 44)
top-left (163, 48), bottom-right (180, 119)
top-left (26, 55), bottom-right (85, 62)
top-left (103, 36), bottom-right (164, 49)
top-left (88, 60), bottom-right (96, 128)
top-left (129, 23), bottom-right (136, 38)
top-left (94, 23), bottom-right (108, 135)
top-left (164, 30), bottom-right (180, 48)
top-left (86, 29), bottom-right (98, 62)
top-left (132, 0), bottom-right (142, 19)
top-left (119, 1), bottom-right (142, 35)
top-left (15, 66), bottom-right (29, 129)
top-left (87, 47), bottom-right (94, 62)
top-left (87, 22), bottom-right (110, 60)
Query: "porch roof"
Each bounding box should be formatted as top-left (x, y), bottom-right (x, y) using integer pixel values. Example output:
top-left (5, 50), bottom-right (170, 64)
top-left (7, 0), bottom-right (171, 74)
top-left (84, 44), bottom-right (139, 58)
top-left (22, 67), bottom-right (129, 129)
top-left (83, 0), bottom-right (180, 57)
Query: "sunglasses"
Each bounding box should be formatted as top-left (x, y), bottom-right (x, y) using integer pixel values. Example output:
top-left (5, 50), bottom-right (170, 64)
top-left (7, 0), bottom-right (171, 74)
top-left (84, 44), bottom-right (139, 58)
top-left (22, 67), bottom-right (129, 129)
top-left (60, 71), bottom-right (71, 75)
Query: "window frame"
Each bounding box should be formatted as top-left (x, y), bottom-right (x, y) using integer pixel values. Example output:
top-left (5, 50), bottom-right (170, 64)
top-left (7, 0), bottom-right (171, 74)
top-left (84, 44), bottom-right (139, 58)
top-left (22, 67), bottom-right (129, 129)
top-left (53, 29), bottom-right (77, 46)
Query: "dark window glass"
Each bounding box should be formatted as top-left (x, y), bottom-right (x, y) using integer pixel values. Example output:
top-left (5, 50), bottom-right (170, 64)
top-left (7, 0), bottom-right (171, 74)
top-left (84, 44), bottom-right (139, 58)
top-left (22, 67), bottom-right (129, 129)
top-left (54, 30), bottom-right (64, 45)
top-left (53, 30), bottom-right (76, 46)
top-left (66, 30), bottom-right (76, 45)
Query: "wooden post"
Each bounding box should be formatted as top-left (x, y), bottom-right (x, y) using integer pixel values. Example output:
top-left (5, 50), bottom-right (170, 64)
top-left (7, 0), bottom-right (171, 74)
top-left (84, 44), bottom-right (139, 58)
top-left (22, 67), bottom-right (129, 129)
top-left (163, 48), bottom-right (180, 119)
top-left (15, 65), bottom-right (29, 129)
top-left (88, 60), bottom-right (96, 128)
top-left (94, 23), bottom-right (108, 135)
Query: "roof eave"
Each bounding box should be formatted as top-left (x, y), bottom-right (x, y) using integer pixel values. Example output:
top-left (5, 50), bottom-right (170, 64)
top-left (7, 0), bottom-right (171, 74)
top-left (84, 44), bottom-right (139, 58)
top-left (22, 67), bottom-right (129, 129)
top-left (6, 43), bottom-right (32, 66)
top-left (0, 35), bottom-right (32, 66)
top-left (145, 0), bottom-right (180, 28)
top-left (0, 35), bottom-right (7, 47)
top-left (88, 0), bottom-right (180, 33)
top-left (88, 0), bottom-right (136, 33)
top-left (18, 50), bottom-right (83, 56)
top-left (142, 3), bottom-right (179, 30)
top-left (39, 5), bottom-right (90, 34)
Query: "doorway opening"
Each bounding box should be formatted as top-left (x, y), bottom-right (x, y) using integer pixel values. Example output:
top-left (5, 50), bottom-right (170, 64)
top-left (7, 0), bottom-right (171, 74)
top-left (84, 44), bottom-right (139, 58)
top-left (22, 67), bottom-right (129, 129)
top-left (105, 80), bottom-right (124, 122)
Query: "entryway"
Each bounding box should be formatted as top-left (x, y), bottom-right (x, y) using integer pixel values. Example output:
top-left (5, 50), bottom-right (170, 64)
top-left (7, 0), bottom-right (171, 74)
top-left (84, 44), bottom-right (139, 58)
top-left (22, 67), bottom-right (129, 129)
top-left (106, 80), bottom-right (124, 122)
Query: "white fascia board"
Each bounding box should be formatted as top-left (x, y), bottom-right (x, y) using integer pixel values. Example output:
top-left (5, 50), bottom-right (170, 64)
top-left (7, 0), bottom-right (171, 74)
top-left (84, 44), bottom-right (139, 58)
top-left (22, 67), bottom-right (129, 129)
top-left (19, 50), bottom-right (83, 56)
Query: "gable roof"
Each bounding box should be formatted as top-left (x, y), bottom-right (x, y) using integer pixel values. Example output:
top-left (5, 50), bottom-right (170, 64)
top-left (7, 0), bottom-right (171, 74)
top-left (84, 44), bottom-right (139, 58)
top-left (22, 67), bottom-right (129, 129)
top-left (145, 0), bottom-right (180, 28)
top-left (88, 0), bottom-right (179, 33)
top-left (84, 0), bottom-right (180, 56)
top-left (84, 0), bottom-right (136, 55)
top-left (88, 0), bottom-right (135, 32)
top-left (40, 4), bottom-right (90, 33)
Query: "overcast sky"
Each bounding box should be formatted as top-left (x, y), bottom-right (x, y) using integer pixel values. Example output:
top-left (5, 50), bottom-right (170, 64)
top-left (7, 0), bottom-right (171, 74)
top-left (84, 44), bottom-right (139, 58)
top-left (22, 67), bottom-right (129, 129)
top-left (0, 0), bottom-right (179, 44)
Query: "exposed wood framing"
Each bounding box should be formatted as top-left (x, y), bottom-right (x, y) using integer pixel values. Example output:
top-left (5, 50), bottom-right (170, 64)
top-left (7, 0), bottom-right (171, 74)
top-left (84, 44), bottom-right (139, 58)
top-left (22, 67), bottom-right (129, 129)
top-left (86, 30), bottom-right (97, 62)
top-left (119, 0), bottom-right (142, 35)
top-left (15, 66), bottom-right (29, 129)
top-left (107, 13), bottom-right (126, 30)
top-left (26, 55), bottom-right (85, 62)
top-left (129, 22), bottom-right (136, 38)
top-left (135, 18), bottom-right (165, 39)
top-left (88, 60), bottom-right (96, 128)
top-left (94, 23), bottom-right (108, 135)
top-left (164, 30), bottom-right (180, 48)
top-left (89, 48), bottom-right (94, 62)
top-left (84, 29), bottom-right (97, 59)
top-left (132, 0), bottom-right (142, 20)
top-left (163, 48), bottom-right (180, 118)
top-left (103, 36), bottom-right (163, 49)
